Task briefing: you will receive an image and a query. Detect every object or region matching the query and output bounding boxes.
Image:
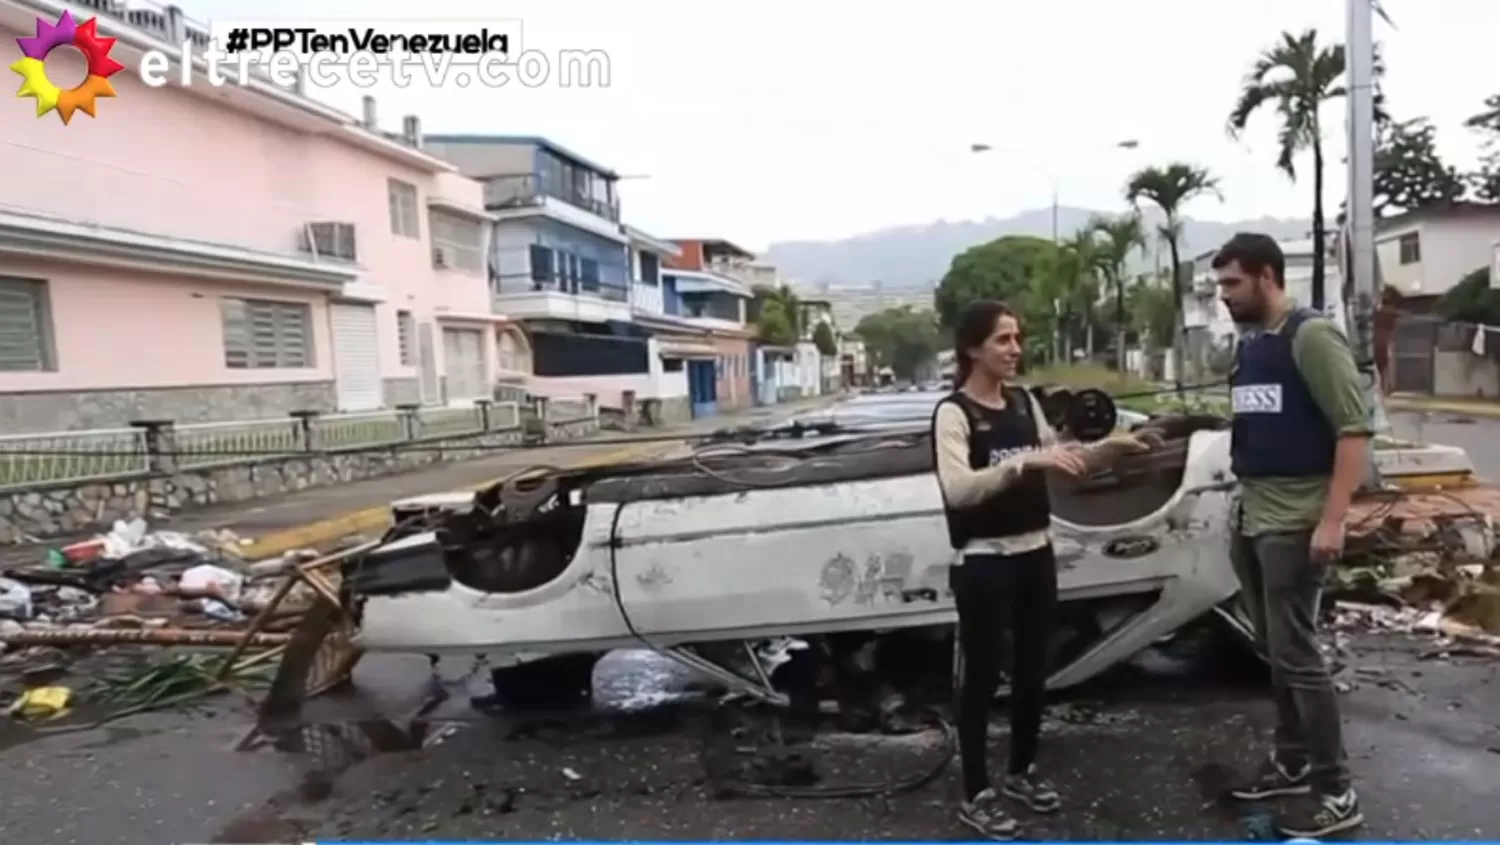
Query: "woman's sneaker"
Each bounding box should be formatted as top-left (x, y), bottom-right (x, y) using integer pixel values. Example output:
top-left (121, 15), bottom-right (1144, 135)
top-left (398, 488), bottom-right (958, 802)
top-left (1002, 765), bottom-right (1061, 813)
top-left (1278, 789), bottom-right (1364, 839)
top-left (958, 788), bottom-right (1020, 841)
top-left (1230, 755), bottom-right (1312, 800)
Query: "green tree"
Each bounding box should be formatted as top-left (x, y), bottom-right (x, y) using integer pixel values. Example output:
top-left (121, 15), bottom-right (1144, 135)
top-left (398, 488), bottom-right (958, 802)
top-left (1125, 163), bottom-right (1222, 382)
top-left (1088, 213), bottom-right (1147, 371)
top-left (1438, 267), bottom-right (1500, 325)
top-left (934, 235), bottom-right (1056, 332)
top-left (1128, 272), bottom-right (1179, 352)
top-left (811, 321), bottom-right (838, 356)
top-left (1464, 93), bottom-right (1500, 203)
top-left (1374, 117), bottom-right (1468, 214)
top-left (854, 306), bottom-right (943, 381)
top-left (749, 284), bottom-right (800, 347)
top-left (1062, 230), bottom-right (1105, 360)
top-left (1227, 29), bottom-right (1365, 313)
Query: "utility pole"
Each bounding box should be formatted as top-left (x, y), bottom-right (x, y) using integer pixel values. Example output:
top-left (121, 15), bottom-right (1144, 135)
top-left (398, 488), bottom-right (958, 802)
top-left (1346, 0), bottom-right (1386, 486)
top-left (1347, 0), bottom-right (1375, 366)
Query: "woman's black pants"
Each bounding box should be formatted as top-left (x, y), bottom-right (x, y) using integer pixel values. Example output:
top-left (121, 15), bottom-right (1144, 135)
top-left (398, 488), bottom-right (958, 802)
top-left (950, 545), bottom-right (1059, 801)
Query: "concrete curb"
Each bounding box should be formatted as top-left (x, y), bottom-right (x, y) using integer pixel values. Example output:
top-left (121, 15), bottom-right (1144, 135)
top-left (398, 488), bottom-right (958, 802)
top-left (235, 439), bottom-right (673, 561)
top-left (1386, 397), bottom-right (1500, 419)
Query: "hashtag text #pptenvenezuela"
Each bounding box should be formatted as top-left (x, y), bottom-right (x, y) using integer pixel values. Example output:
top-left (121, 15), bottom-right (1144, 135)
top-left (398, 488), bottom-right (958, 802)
top-left (233, 27), bottom-right (509, 56)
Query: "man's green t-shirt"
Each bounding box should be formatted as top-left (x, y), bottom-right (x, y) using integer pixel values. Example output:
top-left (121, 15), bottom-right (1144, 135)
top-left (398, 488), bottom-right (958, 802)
top-left (1238, 311), bottom-right (1372, 536)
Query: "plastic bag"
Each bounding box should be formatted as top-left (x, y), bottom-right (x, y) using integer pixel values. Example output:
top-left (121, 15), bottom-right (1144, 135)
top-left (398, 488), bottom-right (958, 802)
top-left (0, 578), bottom-right (32, 621)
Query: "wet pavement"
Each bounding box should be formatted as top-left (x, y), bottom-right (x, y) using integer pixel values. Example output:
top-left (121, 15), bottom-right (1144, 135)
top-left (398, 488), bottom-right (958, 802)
top-left (267, 633), bottom-right (1499, 842)
top-left (2, 626), bottom-right (1493, 844)
top-left (1388, 409), bottom-right (1500, 480)
top-left (0, 407), bottom-right (1495, 844)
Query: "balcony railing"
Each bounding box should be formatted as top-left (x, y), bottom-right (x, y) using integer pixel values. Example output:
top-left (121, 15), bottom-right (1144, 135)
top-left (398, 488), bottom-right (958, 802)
top-left (631, 280), bottom-right (665, 315)
top-left (481, 174), bottom-right (621, 222)
top-left (492, 273), bottom-right (630, 303)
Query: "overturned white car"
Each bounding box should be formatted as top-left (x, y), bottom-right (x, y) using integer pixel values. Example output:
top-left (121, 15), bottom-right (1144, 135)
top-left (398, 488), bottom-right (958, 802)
top-left (341, 389), bottom-right (1245, 708)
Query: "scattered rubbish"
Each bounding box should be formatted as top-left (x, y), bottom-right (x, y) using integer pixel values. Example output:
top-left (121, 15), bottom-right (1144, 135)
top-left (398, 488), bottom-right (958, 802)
top-left (0, 520), bottom-right (370, 733)
top-left (7, 685), bottom-right (72, 721)
top-left (0, 578), bottom-right (33, 621)
top-left (561, 767), bottom-right (582, 781)
top-left (0, 627), bottom-right (289, 648)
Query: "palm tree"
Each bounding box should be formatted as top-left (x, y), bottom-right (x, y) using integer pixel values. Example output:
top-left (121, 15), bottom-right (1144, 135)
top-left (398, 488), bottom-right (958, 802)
top-left (1125, 163), bottom-right (1222, 383)
top-left (1088, 213), bottom-right (1147, 372)
top-left (1226, 30), bottom-right (1346, 313)
top-left (1061, 231), bottom-right (1104, 361)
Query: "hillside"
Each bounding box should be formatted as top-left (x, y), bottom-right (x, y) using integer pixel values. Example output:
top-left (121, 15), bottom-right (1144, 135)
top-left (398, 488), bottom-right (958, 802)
top-left (763, 206), bottom-right (1313, 288)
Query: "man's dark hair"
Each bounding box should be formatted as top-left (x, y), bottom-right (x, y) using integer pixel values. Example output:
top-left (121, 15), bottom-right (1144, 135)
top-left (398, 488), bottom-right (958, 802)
top-left (1210, 232), bottom-right (1286, 288)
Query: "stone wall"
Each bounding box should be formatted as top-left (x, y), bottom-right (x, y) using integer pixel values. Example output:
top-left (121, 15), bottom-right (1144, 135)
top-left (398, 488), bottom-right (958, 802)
top-left (0, 416), bottom-right (599, 543)
top-left (0, 382), bottom-right (338, 433)
top-left (382, 378), bottom-right (422, 406)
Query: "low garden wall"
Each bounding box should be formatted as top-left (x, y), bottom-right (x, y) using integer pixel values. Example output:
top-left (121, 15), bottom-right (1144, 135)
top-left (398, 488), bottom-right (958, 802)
top-left (0, 398), bottom-right (599, 542)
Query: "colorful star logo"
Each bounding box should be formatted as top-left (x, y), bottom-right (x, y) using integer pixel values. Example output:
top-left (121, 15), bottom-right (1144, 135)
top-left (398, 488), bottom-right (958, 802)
top-left (10, 11), bottom-right (125, 124)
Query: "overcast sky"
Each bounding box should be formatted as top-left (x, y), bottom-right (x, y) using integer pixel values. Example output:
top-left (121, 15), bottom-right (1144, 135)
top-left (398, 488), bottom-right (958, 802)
top-left (188, 0), bottom-right (1499, 250)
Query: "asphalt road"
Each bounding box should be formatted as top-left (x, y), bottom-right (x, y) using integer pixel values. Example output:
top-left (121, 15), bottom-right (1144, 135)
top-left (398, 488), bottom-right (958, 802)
top-left (0, 406), bottom-right (1495, 844)
top-left (3, 627), bottom-right (1491, 845)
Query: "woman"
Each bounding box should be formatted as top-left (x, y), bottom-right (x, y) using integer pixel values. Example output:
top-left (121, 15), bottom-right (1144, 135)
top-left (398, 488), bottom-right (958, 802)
top-left (932, 300), bottom-right (1154, 840)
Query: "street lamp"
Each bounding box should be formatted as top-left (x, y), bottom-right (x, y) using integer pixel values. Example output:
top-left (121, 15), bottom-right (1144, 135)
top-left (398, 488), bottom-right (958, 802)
top-left (969, 139), bottom-right (1140, 241)
top-left (967, 139), bottom-right (1139, 366)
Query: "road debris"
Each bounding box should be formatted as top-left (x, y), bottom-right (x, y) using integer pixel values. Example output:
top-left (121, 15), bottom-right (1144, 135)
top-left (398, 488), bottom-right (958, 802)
top-left (0, 518), bottom-right (363, 734)
top-left (7, 685), bottom-right (70, 721)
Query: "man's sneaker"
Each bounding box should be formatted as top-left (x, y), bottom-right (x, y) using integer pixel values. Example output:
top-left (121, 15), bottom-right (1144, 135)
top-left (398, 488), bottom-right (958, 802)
top-left (1230, 755), bottom-right (1312, 800)
top-left (1002, 764), bottom-right (1061, 814)
top-left (1278, 789), bottom-right (1364, 839)
top-left (958, 788), bottom-right (1020, 841)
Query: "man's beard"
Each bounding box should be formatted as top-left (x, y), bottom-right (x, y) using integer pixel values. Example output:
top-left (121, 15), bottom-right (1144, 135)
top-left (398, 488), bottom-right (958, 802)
top-left (1226, 299), bottom-right (1265, 326)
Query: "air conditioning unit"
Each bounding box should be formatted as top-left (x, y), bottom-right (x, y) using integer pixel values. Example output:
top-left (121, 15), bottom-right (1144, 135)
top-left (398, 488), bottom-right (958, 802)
top-left (433, 246), bottom-right (453, 268)
top-left (302, 222), bottom-right (357, 261)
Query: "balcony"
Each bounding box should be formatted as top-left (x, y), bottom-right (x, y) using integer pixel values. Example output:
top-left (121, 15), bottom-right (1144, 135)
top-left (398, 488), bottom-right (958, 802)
top-left (481, 174), bottom-right (622, 229)
top-left (631, 280), bottom-right (665, 316)
top-left (491, 275), bottom-right (632, 324)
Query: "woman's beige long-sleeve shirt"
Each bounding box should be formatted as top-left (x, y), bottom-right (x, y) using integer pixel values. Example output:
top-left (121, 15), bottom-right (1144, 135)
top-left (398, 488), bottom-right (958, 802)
top-left (932, 391), bottom-right (1058, 559)
top-left (933, 391), bottom-right (1138, 561)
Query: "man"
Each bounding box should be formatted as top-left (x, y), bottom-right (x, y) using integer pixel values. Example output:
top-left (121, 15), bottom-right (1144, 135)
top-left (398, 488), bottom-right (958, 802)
top-left (1212, 233), bottom-right (1370, 839)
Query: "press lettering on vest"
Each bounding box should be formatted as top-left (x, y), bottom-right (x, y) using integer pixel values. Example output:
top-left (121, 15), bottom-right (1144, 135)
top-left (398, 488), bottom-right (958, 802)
top-left (989, 445), bottom-right (1036, 465)
top-left (1231, 383), bottom-right (1283, 414)
top-left (1228, 308), bottom-right (1337, 479)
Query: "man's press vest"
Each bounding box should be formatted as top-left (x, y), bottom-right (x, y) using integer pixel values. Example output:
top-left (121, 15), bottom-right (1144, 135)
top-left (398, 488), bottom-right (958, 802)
top-left (1229, 307), bottom-right (1336, 479)
top-left (934, 388), bottom-right (1052, 550)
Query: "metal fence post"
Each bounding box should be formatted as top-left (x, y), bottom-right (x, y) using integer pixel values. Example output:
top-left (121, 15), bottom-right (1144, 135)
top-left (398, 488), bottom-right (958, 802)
top-left (289, 410), bottom-right (321, 452)
top-left (396, 403), bottom-right (422, 440)
top-left (129, 419), bottom-right (177, 474)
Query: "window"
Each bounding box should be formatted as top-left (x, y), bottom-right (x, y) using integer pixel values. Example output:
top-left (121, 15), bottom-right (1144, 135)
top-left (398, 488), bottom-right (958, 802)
top-left (1398, 232), bottom-right (1421, 265)
top-left (529, 244), bottom-right (554, 284)
top-left (387, 179), bottom-right (420, 238)
top-left (429, 211), bottom-right (485, 271)
top-left (221, 298), bottom-right (313, 369)
top-left (396, 310), bottom-right (414, 365)
top-left (579, 257), bottom-right (600, 291)
top-left (663, 358), bottom-right (684, 372)
top-left (639, 252), bottom-right (660, 285)
top-left (0, 277), bottom-right (56, 372)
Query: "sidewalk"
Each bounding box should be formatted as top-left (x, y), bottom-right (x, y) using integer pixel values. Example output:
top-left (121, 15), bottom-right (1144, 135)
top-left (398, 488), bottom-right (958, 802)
top-left (2, 397), bottom-right (839, 567)
top-left (1386, 393), bottom-right (1500, 418)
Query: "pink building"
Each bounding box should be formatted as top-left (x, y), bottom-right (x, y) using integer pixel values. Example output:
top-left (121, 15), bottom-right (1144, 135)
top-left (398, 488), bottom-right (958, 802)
top-left (0, 0), bottom-right (530, 432)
